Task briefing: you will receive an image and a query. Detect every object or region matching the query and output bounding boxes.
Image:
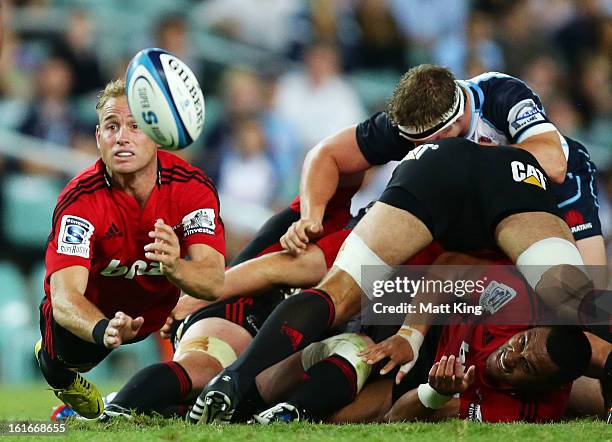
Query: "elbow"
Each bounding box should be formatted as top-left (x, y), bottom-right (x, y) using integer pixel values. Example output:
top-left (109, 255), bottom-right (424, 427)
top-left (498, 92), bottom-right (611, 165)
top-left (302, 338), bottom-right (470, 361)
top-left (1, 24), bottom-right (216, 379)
top-left (548, 159), bottom-right (567, 184)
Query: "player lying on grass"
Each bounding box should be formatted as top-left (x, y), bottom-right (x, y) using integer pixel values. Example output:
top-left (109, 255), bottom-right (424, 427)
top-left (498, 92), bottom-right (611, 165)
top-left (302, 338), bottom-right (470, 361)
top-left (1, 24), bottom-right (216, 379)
top-left (254, 252), bottom-right (608, 424)
top-left (36, 79), bottom-right (226, 419)
top-left (193, 136), bottom-right (610, 424)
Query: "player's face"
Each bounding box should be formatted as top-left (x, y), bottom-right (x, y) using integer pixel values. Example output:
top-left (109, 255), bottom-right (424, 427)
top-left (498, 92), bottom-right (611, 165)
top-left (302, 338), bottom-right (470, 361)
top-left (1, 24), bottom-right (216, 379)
top-left (96, 96), bottom-right (158, 175)
top-left (485, 328), bottom-right (559, 389)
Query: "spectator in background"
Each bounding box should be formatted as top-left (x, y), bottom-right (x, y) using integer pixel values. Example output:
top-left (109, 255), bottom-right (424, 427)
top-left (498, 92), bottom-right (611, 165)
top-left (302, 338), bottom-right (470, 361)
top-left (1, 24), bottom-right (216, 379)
top-left (217, 117), bottom-right (276, 206)
top-left (352, 0), bottom-right (406, 72)
top-left (273, 43), bottom-right (366, 152)
top-left (51, 10), bottom-right (104, 97)
top-left (154, 13), bottom-right (202, 84)
top-left (198, 68), bottom-right (299, 206)
top-left (18, 56), bottom-right (86, 176)
top-left (519, 56), bottom-right (564, 106)
top-left (196, 0), bottom-right (300, 53)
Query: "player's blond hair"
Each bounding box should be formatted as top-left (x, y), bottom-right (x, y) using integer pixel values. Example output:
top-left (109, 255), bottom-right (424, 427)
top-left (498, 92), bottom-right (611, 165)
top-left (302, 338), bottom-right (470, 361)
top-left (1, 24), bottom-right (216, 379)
top-left (96, 79), bottom-right (126, 118)
top-left (387, 64), bottom-right (456, 129)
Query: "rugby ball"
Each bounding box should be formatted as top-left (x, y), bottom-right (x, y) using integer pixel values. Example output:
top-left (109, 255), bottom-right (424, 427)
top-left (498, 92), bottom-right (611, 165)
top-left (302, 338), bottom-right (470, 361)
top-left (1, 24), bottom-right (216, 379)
top-left (126, 48), bottom-right (205, 150)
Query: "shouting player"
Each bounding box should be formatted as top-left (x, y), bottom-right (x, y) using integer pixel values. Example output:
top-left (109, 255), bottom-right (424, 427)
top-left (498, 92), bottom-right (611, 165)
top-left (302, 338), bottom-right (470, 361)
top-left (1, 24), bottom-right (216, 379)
top-left (35, 79), bottom-right (226, 418)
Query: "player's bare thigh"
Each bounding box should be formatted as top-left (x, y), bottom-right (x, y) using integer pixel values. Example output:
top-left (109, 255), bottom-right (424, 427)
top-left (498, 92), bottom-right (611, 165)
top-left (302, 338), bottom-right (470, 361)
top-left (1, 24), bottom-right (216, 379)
top-left (173, 317), bottom-right (252, 395)
top-left (494, 211), bottom-right (574, 261)
top-left (319, 202), bottom-right (433, 325)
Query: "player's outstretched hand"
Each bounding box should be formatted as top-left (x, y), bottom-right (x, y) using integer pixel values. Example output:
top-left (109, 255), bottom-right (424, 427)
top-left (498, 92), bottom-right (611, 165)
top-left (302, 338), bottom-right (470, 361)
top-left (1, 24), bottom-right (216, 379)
top-left (428, 355), bottom-right (475, 396)
top-left (359, 335), bottom-right (415, 384)
top-left (103, 311), bottom-right (144, 349)
top-left (280, 219), bottom-right (323, 255)
top-left (145, 218), bottom-right (180, 275)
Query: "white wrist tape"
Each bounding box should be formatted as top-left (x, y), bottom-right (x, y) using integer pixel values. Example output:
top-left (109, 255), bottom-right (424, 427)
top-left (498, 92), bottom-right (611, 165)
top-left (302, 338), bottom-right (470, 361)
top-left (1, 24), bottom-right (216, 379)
top-left (516, 237), bottom-right (585, 290)
top-left (417, 383), bottom-right (452, 409)
top-left (333, 231), bottom-right (393, 299)
top-left (396, 325), bottom-right (424, 374)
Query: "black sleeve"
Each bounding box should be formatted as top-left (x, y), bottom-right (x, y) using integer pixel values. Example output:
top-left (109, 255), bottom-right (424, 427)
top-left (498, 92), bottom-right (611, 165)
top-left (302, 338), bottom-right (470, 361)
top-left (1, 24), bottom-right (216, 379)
top-left (355, 112), bottom-right (415, 165)
top-left (480, 77), bottom-right (554, 143)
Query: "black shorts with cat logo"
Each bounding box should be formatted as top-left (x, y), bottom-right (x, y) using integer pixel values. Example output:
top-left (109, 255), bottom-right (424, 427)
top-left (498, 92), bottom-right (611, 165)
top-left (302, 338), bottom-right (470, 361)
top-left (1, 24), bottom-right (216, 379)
top-left (378, 138), bottom-right (561, 252)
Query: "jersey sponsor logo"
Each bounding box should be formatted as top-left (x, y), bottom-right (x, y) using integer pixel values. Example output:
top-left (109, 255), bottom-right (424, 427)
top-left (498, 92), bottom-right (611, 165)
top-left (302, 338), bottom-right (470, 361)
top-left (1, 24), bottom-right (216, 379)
top-left (479, 280), bottom-right (517, 314)
top-left (401, 143), bottom-right (439, 162)
top-left (182, 208), bottom-right (216, 236)
top-left (468, 403), bottom-right (483, 422)
top-left (100, 259), bottom-right (162, 279)
top-left (511, 160), bottom-right (547, 189)
top-left (57, 215), bottom-right (94, 258)
top-left (508, 99), bottom-right (545, 138)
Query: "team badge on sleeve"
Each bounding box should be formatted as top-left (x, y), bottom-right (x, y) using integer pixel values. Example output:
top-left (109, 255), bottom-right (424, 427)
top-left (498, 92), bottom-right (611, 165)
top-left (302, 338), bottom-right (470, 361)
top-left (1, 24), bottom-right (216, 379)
top-left (182, 208), bottom-right (216, 236)
top-left (507, 99), bottom-right (545, 138)
top-left (57, 215), bottom-right (94, 258)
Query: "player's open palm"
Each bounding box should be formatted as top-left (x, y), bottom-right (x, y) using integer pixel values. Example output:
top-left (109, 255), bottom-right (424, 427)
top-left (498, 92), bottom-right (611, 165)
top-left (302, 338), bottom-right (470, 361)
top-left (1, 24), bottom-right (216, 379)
top-left (103, 311), bottom-right (144, 349)
top-left (280, 219), bottom-right (324, 254)
top-left (428, 355), bottom-right (475, 396)
top-left (145, 218), bottom-right (181, 275)
top-left (359, 334), bottom-right (415, 383)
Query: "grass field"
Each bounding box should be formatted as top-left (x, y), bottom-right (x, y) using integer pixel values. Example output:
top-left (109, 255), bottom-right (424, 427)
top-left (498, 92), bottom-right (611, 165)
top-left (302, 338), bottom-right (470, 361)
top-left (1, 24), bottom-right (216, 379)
top-left (1, 384), bottom-right (610, 441)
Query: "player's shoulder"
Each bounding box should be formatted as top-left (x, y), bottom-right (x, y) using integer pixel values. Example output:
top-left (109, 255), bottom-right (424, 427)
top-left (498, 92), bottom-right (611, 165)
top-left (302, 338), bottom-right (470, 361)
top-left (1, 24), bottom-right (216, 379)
top-left (56, 159), bottom-right (108, 204)
top-left (158, 151), bottom-right (216, 192)
top-left (467, 71), bottom-right (526, 90)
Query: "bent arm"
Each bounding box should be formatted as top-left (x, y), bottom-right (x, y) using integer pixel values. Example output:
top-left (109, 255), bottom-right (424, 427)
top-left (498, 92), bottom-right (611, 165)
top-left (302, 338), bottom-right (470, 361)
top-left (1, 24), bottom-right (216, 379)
top-left (166, 244), bottom-right (225, 300)
top-left (301, 126), bottom-right (371, 223)
top-left (512, 131), bottom-right (567, 183)
top-left (50, 265), bottom-right (106, 343)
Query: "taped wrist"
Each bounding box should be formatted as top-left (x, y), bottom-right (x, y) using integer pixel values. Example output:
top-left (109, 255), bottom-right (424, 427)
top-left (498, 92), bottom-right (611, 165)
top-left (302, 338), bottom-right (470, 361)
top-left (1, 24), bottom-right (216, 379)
top-left (397, 325), bottom-right (424, 374)
top-left (417, 383), bottom-right (452, 409)
top-left (92, 319), bottom-right (110, 346)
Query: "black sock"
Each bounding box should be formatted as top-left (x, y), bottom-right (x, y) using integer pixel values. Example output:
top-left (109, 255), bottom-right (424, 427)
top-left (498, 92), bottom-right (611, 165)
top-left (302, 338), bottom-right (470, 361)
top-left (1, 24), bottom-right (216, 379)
top-left (111, 361), bottom-right (192, 415)
top-left (39, 348), bottom-right (77, 389)
top-left (288, 355), bottom-right (357, 420)
top-left (229, 289), bottom-right (335, 394)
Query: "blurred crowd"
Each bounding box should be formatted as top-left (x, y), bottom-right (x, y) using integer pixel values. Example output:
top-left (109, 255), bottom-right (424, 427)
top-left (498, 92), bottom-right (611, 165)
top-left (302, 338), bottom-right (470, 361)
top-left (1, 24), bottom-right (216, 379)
top-left (0, 0), bottom-right (610, 263)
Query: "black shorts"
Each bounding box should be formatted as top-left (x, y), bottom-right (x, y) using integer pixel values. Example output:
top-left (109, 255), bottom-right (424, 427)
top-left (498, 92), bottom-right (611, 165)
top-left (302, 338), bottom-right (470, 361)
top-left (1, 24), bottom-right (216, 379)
top-left (553, 137), bottom-right (602, 241)
top-left (171, 292), bottom-right (285, 350)
top-left (38, 298), bottom-right (146, 371)
top-left (378, 138), bottom-right (561, 252)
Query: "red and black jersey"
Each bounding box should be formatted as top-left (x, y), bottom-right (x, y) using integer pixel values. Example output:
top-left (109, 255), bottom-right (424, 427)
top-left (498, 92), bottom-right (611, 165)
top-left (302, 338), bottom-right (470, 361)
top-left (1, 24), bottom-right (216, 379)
top-left (435, 264), bottom-right (571, 422)
top-left (43, 151), bottom-right (225, 337)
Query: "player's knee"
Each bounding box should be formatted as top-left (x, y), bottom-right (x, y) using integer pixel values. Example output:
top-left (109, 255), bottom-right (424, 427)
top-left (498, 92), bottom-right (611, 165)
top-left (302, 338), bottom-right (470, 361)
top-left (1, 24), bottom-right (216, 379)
top-left (302, 333), bottom-right (373, 393)
top-left (516, 237), bottom-right (587, 289)
top-left (174, 335), bottom-right (238, 369)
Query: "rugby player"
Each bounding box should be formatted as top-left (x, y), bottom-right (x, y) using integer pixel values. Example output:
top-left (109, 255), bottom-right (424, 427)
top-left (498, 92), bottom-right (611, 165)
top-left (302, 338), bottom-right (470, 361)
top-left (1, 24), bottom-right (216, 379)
top-left (281, 64), bottom-right (604, 267)
top-left (192, 136), bottom-right (608, 424)
top-left (35, 79), bottom-right (226, 418)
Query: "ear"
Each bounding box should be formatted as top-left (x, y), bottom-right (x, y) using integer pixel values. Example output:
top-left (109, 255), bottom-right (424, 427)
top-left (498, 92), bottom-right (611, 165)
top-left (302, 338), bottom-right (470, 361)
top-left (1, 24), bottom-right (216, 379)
top-left (95, 125), bottom-right (101, 150)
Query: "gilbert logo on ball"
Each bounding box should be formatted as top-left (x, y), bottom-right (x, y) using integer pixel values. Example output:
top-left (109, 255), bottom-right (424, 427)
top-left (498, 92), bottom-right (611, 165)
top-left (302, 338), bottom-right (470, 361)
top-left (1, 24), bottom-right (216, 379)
top-left (126, 48), bottom-right (205, 150)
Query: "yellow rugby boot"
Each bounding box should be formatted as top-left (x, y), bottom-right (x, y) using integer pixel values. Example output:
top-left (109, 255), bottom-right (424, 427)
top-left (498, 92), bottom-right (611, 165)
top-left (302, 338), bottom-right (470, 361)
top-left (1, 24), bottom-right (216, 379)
top-left (52, 374), bottom-right (104, 419)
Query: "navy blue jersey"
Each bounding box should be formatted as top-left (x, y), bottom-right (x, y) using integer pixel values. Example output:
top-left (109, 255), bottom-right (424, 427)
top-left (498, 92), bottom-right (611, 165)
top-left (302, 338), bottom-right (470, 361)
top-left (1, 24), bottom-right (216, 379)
top-left (355, 72), bottom-right (600, 240)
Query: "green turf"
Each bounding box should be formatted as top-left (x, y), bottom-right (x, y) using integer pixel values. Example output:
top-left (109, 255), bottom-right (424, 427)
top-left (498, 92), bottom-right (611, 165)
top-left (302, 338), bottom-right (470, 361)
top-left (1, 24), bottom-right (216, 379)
top-left (1, 384), bottom-right (610, 442)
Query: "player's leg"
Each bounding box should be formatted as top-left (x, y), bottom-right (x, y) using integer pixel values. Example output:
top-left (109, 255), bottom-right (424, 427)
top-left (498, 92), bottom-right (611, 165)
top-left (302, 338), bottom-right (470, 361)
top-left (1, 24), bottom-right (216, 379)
top-left (255, 333), bottom-right (374, 423)
top-left (190, 203), bottom-right (434, 423)
top-left (494, 212), bottom-right (611, 342)
top-left (107, 317), bottom-right (252, 418)
top-left (37, 302), bottom-right (108, 418)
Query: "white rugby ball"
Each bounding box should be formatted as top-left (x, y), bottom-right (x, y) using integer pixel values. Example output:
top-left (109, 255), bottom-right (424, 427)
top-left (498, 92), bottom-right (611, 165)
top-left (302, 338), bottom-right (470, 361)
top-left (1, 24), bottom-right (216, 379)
top-left (126, 48), bottom-right (205, 150)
